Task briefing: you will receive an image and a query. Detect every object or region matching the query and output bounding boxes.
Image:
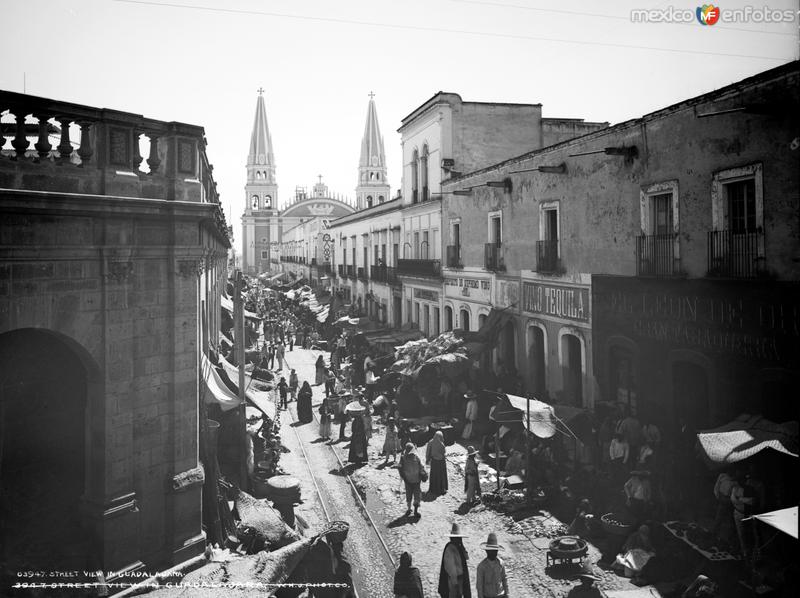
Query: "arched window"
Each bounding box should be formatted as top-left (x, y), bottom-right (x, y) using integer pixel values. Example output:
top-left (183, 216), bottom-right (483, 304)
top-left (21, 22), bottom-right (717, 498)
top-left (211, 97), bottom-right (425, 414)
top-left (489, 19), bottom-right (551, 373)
top-left (264, 195), bottom-right (272, 208)
top-left (421, 144), bottom-right (429, 202)
top-left (366, 195), bottom-right (373, 208)
top-left (444, 306), bottom-right (453, 331)
top-left (411, 149), bottom-right (419, 203)
top-left (378, 195), bottom-right (385, 204)
top-left (376, 173), bottom-right (380, 180)
top-left (369, 172), bottom-right (375, 180)
top-left (251, 194), bottom-right (259, 209)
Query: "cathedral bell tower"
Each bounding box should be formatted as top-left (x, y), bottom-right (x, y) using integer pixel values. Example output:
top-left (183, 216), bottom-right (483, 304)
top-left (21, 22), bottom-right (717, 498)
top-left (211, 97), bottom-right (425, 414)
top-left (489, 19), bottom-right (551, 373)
top-left (242, 89), bottom-right (279, 274)
top-left (356, 92), bottom-right (389, 209)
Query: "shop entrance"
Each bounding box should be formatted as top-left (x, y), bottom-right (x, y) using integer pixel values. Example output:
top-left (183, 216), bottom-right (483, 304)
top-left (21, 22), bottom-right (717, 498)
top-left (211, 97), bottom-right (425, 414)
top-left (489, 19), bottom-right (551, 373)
top-left (0, 329), bottom-right (89, 575)
top-left (527, 326), bottom-right (546, 400)
top-left (561, 333), bottom-right (583, 406)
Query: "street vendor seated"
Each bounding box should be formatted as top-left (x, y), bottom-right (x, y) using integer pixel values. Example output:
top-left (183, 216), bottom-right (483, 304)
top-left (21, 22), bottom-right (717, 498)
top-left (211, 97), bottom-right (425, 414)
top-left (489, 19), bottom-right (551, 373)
top-left (613, 524), bottom-right (656, 579)
top-left (500, 448), bottom-right (526, 488)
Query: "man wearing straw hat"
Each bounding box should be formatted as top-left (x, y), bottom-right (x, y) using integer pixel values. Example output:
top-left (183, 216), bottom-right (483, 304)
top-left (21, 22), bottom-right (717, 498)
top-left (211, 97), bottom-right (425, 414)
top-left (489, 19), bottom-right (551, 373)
top-left (475, 532), bottom-right (508, 598)
top-left (438, 523), bottom-right (471, 598)
top-left (566, 565), bottom-right (603, 598)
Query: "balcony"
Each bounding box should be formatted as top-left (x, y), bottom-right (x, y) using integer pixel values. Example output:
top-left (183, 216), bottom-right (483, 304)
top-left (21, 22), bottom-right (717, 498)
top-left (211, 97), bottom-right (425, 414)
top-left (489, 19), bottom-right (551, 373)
top-left (636, 234), bottom-right (679, 277)
top-left (536, 239), bottom-right (561, 274)
top-left (370, 265), bottom-right (398, 284)
top-left (397, 258), bottom-right (441, 278)
top-left (707, 229), bottom-right (765, 278)
top-left (446, 245), bottom-right (462, 269)
top-left (357, 267), bottom-right (367, 280)
top-left (484, 243), bottom-right (504, 271)
top-left (337, 264), bottom-right (346, 278)
top-left (310, 258), bottom-right (317, 266)
top-left (346, 265), bottom-right (355, 278)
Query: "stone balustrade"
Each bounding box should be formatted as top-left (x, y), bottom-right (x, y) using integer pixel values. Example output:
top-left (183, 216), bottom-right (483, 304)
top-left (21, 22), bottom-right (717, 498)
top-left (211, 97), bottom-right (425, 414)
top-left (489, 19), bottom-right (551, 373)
top-left (0, 89), bottom-right (229, 243)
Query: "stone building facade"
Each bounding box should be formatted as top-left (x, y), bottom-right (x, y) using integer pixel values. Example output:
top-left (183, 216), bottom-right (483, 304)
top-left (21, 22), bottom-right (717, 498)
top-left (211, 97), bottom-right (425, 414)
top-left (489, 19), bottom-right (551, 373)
top-left (0, 90), bottom-right (230, 576)
top-left (441, 61), bottom-right (800, 427)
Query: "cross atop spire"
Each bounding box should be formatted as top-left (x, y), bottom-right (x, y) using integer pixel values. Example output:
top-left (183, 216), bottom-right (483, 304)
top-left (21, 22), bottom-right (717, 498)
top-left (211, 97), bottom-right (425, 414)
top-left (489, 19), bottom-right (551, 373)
top-left (257, 87), bottom-right (264, 95)
top-left (368, 91), bottom-right (375, 100)
top-left (318, 174), bottom-right (323, 184)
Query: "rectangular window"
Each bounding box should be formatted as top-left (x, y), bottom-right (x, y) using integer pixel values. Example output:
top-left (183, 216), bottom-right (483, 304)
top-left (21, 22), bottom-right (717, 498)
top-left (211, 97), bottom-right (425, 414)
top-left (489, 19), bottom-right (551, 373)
top-left (414, 301), bottom-right (420, 326)
top-left (406, 299), bottom-right (412, 323)
top-left (363, 247), bottom-right (368, 269)
top-left (492, 216), bottom-right (502, 246)
top-left (726, 178), bottom-right (757, 232)
top-left (544, 209), bottom-right (558, 241)
top-left (413, 232), bottom-right (420, 259)
top-left (650, 193), bottom-right (674, 235)
top-left (374, 244), bottom-right (379, 266)
top-left (393, 243), bottom-right (399, 266)
top-left (423, 305), bottom-right (430, 336)
top-left (453, 223), bottom-right (460, 248)
top-left (422, 231), bottom-right (429, 259)
top-left (261, 250), bottom-right (269, 259)
top-left (433, 307), bottom-right (440, 336)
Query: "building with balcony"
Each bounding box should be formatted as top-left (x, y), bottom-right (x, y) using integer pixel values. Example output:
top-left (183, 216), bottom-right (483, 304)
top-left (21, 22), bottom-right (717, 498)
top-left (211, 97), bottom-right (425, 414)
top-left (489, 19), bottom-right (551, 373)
top-left (0, 90), bottom-right (231, 576)
top-left (327, 95), bottom-right (401, 326)
top-left (407, 94), bottom-right (607, 342)
top-left (241, 91), bottom-right (354, 276)
top-left (442, 61), bottom-right (800, 434)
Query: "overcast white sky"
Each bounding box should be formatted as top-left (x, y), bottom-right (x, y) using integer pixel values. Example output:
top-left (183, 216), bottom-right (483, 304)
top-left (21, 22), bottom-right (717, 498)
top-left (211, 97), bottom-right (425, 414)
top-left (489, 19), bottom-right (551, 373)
top-left (1, 0), bottom-right (797, 247)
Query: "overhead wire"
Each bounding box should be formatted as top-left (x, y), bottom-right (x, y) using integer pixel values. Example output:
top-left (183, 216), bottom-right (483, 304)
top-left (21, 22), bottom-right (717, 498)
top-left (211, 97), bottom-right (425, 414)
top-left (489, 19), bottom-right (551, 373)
top-left (112, 0), bottom-right (790, 62)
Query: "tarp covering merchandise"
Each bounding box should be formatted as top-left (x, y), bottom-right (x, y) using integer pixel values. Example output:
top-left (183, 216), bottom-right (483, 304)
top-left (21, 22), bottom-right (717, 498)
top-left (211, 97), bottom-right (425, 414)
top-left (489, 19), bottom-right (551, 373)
top-left (202, 353), bottom-right (242, 411)
top-left (697, 414), bottom-right (799, 465)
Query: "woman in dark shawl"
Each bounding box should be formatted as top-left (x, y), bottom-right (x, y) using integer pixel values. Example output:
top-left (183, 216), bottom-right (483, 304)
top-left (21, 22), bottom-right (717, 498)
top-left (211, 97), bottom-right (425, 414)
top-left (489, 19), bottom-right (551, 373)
top-left (297, 381), bottom-right (314, 423)
top-left (348, 410), bottom-right (368, 464)
top-left (315, 355), bottom-right (326, 385)
top-left (394, 551), bottom-right (424, 598)
top-left (425, 431), bottom-right (449, 497)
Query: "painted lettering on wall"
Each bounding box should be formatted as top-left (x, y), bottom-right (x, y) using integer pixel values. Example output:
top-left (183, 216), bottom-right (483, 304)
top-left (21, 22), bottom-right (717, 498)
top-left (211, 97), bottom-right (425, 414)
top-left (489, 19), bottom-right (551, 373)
top-left (413, 288), bottom-right (439, 302)
top-left (522, 282), bottom-right (590, 322)
top-left (444, 276), bottom-right (491, 301)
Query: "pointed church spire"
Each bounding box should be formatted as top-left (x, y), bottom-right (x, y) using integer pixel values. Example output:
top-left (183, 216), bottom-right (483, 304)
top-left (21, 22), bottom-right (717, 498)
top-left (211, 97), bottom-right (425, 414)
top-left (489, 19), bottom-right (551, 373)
top-left (356, 92), bottom-right (390, 210)
top-left (359, 92), bottom-right (386, 171)
top-left (248, 91), bottom-right (275, 183)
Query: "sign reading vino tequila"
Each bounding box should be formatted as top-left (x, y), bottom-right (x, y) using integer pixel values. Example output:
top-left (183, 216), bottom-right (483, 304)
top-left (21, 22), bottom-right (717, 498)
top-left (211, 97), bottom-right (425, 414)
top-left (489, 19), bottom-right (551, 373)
top-left (522, 282), bottom-right (590, 322)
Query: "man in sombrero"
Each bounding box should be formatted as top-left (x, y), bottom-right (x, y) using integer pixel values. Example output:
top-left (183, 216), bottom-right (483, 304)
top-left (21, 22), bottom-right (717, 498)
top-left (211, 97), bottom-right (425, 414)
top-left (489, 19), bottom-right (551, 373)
top-left (475, 532), bottom-right (508, 598)
top-left (566, 564), bottom-right (603, 597)
top-left (438, 523), bottom-right (471, 598)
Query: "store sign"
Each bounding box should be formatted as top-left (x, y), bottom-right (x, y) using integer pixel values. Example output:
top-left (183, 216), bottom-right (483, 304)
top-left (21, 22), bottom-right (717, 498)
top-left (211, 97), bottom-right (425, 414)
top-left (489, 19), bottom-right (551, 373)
top-left (496, 279), bottom-right (520, 309)
top-left (523, 282), bottom-right (590, 322)
top-left (414, 288), bottom-right (439, 302)
top-left (444, 276), bottom-right (492, 302)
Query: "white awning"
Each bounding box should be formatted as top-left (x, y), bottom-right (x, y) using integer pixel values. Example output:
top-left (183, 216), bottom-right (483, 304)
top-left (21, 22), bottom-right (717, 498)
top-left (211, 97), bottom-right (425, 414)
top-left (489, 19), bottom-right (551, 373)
top-left (744, 506), bottom-right (798, 539)
top-left (220, 295), bottom-right (260, 319)
top-left (202, 354), bottom-right (241, 411)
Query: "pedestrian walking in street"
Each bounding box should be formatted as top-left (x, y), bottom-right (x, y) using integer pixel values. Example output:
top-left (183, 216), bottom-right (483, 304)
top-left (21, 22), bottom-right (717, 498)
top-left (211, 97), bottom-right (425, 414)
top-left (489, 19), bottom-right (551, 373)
top-left (438, 523), bottom-right (470, 598)
top-left (393, 551), bottom-right (425, 598)
top-left (318, 398), bottom-right (332, 440)
top-left (609, 432), bottom-right (630, 483)
top-left (266, 338), bottom-right (276, 370)
top-left (278, 376), bottom-right (288, 410)
top-left (297, 381), bottom-right (314, 424)
top-left (462, 391), bottom-right (479, 440)
top-left (398, 442), bottom-right (426, 517)
top-left (464, 446), bottom-right (481, 507)
top-left (365, 364), bottom-right (378, 403)
top-left (338, 409), bottom-right (350, 443)
top-left (348, 411), bottom-right (368, 464)
top-left (288, 327), bottom-right (294, 351)
top-left (425, 431), bottom-right (449, 497)
top-left (315, 354), bottom-right (326, 385)
top-left (362, 399), bottom-right (373, 441)
top-left (325, 368), bottom-right (337, 397)
top-left (289, 369), bottom-right (299, 403)
top-left (275, 340), bottom-right (287, 371)
top-left (475, 532), bottom-right (508, 598)
top-left (383, 417), bottom-right (401, 464)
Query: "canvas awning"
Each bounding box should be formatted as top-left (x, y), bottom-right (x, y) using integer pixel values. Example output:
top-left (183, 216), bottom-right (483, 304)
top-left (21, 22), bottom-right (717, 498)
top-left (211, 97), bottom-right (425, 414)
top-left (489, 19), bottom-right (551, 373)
top-left (202, 354), bottom-right (242, 411)
top-left (697, 414), bottom-right (799, 465)
top-left (220, 295), bottom-right (260, 319)
top-left (744, 506), bottom-right (798, 539)
top-left (493, 392), bottom-right (585, 441)
top-left (217, 355), bottom-right (276, 420)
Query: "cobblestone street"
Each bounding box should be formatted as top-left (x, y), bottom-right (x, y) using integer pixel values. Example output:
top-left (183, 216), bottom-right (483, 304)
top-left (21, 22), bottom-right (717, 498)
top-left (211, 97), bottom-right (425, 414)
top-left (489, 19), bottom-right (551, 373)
top-left (283, 348), bottom-right (645, 598)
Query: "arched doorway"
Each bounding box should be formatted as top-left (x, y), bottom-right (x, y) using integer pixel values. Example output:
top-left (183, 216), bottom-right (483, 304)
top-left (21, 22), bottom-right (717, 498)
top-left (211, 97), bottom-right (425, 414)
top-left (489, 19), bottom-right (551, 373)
top-left (444, 306), bottom-right (453, 331)
top-left (527, 326), bottom-right (546, 399)
top-left (560, 333), bottom-right (583, 406)
top-left (498, 320), bottom-right (517, 374)
top-left (460, 309), bottom-right (470, 332)
top-left (0, 329), bottom-right (90, 575)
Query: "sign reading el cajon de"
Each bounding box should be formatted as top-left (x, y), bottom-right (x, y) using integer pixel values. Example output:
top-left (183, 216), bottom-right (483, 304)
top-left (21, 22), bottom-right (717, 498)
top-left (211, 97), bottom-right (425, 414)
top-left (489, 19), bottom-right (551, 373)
top-left (523, 281), bottom-right (590, 323)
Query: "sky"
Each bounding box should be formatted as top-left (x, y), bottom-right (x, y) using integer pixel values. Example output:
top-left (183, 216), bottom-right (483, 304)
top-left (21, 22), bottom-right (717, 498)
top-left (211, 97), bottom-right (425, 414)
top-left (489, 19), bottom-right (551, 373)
top-left (1, 0), bottom-right (797, 248)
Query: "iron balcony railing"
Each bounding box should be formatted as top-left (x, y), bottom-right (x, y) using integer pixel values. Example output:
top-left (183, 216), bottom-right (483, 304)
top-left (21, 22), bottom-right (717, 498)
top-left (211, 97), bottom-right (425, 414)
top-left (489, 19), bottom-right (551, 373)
top-left (536, 239), bottom-right (561, 273)
top-left (370, 265), bottom-right (386, 282)
top-left (346, 265), bottom-right (355, 278)
top-left (337, 264), bottom-right (346, 278)
top-left (484, 243), bottom-right (502, 271)
top-left (357, 267), bottom-right (367, 280)
top-left (636, 233), bottom-right (679, 277)
top-left (708, 229), bottom-right (765, 278)
top-left (446, 245), bottom-right (462, 268)
top-left (397, 258), bottom-right (441, 278)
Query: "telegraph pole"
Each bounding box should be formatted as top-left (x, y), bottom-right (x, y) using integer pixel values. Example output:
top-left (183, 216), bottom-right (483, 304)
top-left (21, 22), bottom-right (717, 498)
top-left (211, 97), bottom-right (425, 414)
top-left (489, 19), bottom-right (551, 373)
top-left (233, 270), bottom-right (248, 491)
